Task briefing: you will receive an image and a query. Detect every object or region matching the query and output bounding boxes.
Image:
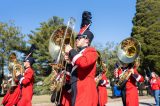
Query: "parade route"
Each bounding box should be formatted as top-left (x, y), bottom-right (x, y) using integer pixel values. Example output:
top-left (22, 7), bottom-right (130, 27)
top-left (0, 91), bottom-right (155, 106)
top-left (0, 94), bottom-right (155, 106)
top-left (31, 95), bottom-right (155, 106)
top-left (107, 96), bottom-right (155, 106)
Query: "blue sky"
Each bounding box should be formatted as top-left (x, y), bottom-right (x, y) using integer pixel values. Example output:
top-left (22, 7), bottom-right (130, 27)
top-left (0, 0), bottom-right (136, 46)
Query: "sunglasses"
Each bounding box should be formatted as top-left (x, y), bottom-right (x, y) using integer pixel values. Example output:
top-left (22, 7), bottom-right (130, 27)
top-left (23, 60), bottom-right (29, 62)
top-left (75, 35), bottom-right (87, 40)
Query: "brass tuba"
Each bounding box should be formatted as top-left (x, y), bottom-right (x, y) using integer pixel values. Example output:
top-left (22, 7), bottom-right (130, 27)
top-left (49, 18), bottom-right (76, 104)
top-left (117, 37), bottom-right (141, 64)
top-left (8, 53), bottom-right (23, 87)
top-left (49, 18), bottom-right (76, 64)
top-left (116, 37), bottom-right (141, 88)
top-left (49, 17), bottom-right (76, 90)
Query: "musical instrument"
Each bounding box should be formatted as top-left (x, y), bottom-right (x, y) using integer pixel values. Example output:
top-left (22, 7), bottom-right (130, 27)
top-left (117, 37), bottom-right (141, 64)
top-left (49, 17), bottom-right (76, 64)
top-left (48, 17), bottom-right (76, 104)
top-left (95, 51), bottom-right (107, 86)
top-left (116, 37), bottom-right (141, 89)
top-left (95, 62), bottom-right (107, 86)
top-left (8, 53), bottom-right (23, 87)
top-left (49, 67), bottom-right (65, 92)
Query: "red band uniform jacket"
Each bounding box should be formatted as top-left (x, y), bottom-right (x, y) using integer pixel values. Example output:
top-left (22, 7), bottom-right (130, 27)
top-left (17, 67), bottom-right (34, 106)
top-left (97, 73), bottom-right (108, 106)
top-left (115, 67), bottom-right (144, 106)
top-left (69, 47), bottom-right (98, 106)
top-left (1, 83), bottom-right (21, 106)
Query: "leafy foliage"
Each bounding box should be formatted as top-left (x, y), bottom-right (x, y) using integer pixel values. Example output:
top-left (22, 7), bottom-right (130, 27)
top-left (28, 16), bottom-right (64, 76)
top-left (131, 0), bottom-right (160, 74)
top-left (0, 21), bottom-right (26, 72)
top-left (93, 42), bottom-right (119, 80)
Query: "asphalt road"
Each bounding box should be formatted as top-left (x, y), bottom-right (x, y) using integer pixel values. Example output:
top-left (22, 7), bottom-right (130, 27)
top-left (107, 96), bottom-right (155, 106)
top-left (32, 96), bottom-right (155, 106)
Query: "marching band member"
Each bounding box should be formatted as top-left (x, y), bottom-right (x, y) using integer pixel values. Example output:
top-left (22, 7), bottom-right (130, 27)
top-left (50, 63), bottom-right (72, 106)
top-left (1, 53), bottom-right (21, 106)
top-left (114, 63), bottom-right (144, 106)
top-left (95, 54), bottom-right (108, 106)
top-left (150, 72), bottom-right (160, 106)
top-left (1, 84), bottom-right (21, 106)
top-left (64, 11), bottom-right (98, 106)
top-left (96, 71), bottom-right (108, 106)
top-left (60, 63), bottom-right (72, 106)
top-left (113, 63), bottom-right (122, 97)
top-left (16, 57), bottom-right (35, 106)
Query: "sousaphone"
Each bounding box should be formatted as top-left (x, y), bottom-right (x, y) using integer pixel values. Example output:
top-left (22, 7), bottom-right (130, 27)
top-left (48, 18), bottom-right (76, 104)
top-left (116, 37), bottom-right (141, 89)
top-left (49, 17), bottom-right (76, 64)
top-left (117, 37), bottom-right (141, 64)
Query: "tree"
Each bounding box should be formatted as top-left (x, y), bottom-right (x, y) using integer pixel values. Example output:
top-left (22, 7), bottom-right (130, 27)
top-left (28, 16), bottom-right (64, 76)
top-left (131, 0), bottom-right (160, 74)
top-left (0, 21), bottom-right (26, 71)
top-left (0, 21), bottom-right (26, 94)
top-left (94, 42), bottom-right (119, 80)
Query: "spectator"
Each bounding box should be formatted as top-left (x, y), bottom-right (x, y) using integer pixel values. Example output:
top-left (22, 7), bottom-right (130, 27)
top-left (150, 72), bottom-right (160, 106)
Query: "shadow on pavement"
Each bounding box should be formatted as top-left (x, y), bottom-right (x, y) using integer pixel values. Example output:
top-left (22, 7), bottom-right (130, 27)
top-left (0, 94), bottom-right (5, 97)
top-left (139, 102), bottom-right (154, 106)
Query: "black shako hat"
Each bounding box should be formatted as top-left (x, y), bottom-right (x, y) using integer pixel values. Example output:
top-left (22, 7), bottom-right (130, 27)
top-left (76, 11), bottom-right (94, 43)
top-left (77, 30), bottom-right (94, 43)
top-left (24, 57), bottom-right (35, 66)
